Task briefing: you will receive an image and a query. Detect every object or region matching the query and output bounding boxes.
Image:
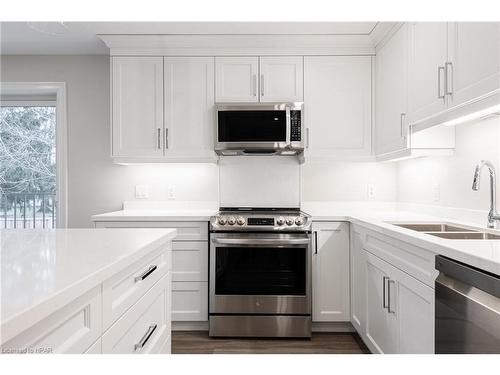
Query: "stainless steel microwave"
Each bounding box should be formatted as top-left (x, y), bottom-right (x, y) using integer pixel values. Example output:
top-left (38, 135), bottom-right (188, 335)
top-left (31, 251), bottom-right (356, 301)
top-left (215, 102), bottom-right (304, 156)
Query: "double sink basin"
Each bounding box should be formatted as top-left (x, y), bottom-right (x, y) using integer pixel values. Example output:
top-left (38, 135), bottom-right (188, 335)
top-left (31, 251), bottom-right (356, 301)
top-left (391, 223), bottom-right (500, 240)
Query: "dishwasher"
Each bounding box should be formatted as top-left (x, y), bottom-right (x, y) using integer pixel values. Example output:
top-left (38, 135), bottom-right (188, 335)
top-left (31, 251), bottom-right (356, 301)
top-left (435, 255), bottom-right (500, 353)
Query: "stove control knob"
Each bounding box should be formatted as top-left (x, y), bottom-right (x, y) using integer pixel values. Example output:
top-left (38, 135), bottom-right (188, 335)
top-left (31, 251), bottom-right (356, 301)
top-left (286, 217), bottom-right (294, 226)
top-left (227, 216), bottom-right (236, 226)
top-left (295, 216), bottom-right (305, 226)
top-left (236, 216), bottom-right (245, 226)
top-left (217, 216), bottom-right (227, 225)
top-left (276, 216), bottom-right (285, 226)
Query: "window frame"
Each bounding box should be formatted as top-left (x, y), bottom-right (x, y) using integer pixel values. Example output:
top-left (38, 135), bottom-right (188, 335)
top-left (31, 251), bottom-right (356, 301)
top-left (0, 82), bottom-right (68, 228)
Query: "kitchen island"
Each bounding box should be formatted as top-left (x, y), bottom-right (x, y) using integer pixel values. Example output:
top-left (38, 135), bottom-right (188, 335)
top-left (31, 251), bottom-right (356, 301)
top-left (1, 228), bottom-right (176, 354)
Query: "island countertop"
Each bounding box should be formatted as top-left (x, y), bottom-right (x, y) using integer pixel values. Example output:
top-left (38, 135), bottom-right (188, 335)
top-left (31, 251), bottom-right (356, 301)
top-left (1, 228), bottom-right (176, 344)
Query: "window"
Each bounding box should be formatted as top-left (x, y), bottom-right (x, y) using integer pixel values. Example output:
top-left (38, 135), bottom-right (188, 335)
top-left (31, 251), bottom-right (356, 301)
top-left (0, 103), bottom-right (57, 228)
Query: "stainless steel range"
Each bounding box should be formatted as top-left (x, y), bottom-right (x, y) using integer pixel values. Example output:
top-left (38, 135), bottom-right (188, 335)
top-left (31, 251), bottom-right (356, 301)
top-left (209, 207), bottom-right (312, 338)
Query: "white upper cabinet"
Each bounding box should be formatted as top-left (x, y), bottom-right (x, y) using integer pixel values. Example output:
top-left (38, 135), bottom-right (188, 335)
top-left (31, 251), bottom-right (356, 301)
top-left (112, 56), bottom-right (164, 158)
top-left (164, 57), bottom-right (216, 160)
top-left (408, 22), bottom-right (449, 125)
top-left (259, 56), bottom-right (303, 102)
top-left (447, 22), bottom-right (500, 108)
top-left (215, 57), bottom-right (259, 102)
top-left (375, 24), bottom-right (409, 156)
top-left (304, 56), bottom-right (372, 159)
top-left (312, 222), bottom-right (350, 322)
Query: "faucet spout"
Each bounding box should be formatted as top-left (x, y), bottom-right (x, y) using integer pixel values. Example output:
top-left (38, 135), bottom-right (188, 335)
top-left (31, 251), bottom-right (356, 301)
top-left (472, 160), bottom-right (500, 229)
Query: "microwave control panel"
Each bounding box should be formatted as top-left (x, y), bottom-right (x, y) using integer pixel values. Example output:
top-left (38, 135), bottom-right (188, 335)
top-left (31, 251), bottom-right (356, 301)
top-left (290, 110), bottom-right (302, 142)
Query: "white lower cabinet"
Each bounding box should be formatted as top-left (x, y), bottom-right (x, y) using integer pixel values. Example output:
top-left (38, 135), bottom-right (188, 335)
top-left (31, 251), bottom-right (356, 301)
top-left (103, 274), bottom-right (171, 354)
top-left (312, 222), bottom-right (350, 322)
top-left (1, 286), bottom-right (102, 354)
top-left (172, 281), bottom-right (208, 321)
top-left (349, 225), bottom-right (366, 334)
top-left (94, 220), bottom-right (209, 324)
top-left (364, 251), bottom-right (434, 354)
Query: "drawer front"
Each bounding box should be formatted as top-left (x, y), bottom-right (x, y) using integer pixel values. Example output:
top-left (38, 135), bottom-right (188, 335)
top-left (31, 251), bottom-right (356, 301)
top-left (102, 247), bottom-right (169, 329)
top-left (363, 229), bottom-right (437, 288)
top-left (94, 221), bottom-right (208, 241)
top-left (172, 241), bottom-right (208, 282)
top-left (172, 281), bottom-right (208, 322)
top-left (1, 286), bottom-right (101, 354)
top-left (102, 274), bottom-right (171, 354)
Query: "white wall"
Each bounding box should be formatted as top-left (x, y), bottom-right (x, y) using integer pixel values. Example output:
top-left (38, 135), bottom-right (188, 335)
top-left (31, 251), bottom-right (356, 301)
top-left (1, 55), bottom-right (219, 227)
top-left (397, 117), bottom-right (500, 212)
top-left (302, 161), bottom-right (397, 202)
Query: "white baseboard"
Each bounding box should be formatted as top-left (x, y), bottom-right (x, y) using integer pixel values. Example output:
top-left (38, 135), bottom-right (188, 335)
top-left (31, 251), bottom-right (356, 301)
top-left (172, 321), bottom-right (354, 333)
top-left (172, 321), bottom-right (209, 331)
top-left (312, 321), bottom-right (354, 333)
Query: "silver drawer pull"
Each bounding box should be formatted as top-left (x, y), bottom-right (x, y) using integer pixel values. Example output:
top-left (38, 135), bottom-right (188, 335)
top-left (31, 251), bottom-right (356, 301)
top-left (134, 324), bottom-right (158, 351)
top-left (134, 265), bottom-right (157, 283)
top-left (387, 279), bottom-right (396, 314)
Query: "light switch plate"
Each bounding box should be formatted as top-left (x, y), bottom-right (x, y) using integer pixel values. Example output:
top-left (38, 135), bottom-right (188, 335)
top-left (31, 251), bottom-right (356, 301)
top-left (167, 185), bottom-right (176, 200)
top-left (135, 185), bottom-right (149, 199)
top-left (367, 184), bottom-right (376, 199)
top-left (433, 183), bottom-right (441, 202)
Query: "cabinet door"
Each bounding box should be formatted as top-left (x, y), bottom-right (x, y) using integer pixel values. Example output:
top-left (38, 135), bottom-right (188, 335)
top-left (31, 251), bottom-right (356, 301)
top-left (304, 56), bottom-right (372, 158)
top-left (448, 22), bottom-right (500, 108)
top-left (112, 56), bottom-right (164, 157)
top-left (312, 222), bottom-right (350, 322)
top-left (350, 225), bottom-right (366, 334)
top-left (395, 268), bottom-right (435, 354)
top-left (259, 56), bottom-right (303, 102)
top-left (375, 24), bottom-right (409, 156)
top-left (172, 281), bottom-right (208, 321)
top-left (408, 22), bottom-right (448, 124)
top-left (365, 252), bottom-right (398, 354)
top-left (164, 57), bottom-right (215, 160)
top-left (215, 57), bottom-right (259, 102)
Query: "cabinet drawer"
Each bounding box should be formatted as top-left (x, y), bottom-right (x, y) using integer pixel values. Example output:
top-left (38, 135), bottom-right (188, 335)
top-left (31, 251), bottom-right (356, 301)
top-left (102, 274), bottom-right (171, 354)
top-left (102, 247), bottom-right (169, 329)
top-left (172, 281), bottom-right (208, 321)
top-left (94, 221), bottom-right (208, 241)
top-left (1, 286), bottom-right (101, 354)
top-left (172, 241), bottom-right (208, 282)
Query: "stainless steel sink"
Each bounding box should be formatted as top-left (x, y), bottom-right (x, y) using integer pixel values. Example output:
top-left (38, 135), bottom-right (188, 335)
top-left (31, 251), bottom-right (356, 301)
top-left (390, 222), bottom-right (500, 240)
top-left (425, 232), bottom-right (500, 240)
top-left (393, 223), bottom-right (476, 232)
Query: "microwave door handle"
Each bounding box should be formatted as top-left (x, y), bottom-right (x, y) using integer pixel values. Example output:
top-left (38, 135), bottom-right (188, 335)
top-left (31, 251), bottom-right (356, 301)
top-left (286, 106), bottom-right (291, 146)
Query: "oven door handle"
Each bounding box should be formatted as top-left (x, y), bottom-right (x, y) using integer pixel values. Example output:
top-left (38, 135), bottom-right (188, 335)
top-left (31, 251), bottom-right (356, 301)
top-left (211, 238), bottom-right (311, 246)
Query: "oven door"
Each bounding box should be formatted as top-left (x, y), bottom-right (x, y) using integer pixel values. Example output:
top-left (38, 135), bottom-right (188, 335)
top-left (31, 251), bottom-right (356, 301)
top-left (209, 232), bottom-right (312, 315)
top-left (216, 104), bottom-right (291, 152)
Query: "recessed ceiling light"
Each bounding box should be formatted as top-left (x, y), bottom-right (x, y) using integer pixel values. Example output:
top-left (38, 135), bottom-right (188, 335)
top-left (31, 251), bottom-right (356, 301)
top-left (27, 22), bottom-right (69, 36)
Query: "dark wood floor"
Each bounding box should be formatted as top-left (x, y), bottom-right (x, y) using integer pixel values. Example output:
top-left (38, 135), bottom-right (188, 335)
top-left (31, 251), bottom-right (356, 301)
top-left (172, 331), bottom-right (370, 354)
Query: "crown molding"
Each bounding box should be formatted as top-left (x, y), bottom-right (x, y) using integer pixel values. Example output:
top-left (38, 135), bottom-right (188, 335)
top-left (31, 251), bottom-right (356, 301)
top-left (98, 34), bottom-right (376, 56)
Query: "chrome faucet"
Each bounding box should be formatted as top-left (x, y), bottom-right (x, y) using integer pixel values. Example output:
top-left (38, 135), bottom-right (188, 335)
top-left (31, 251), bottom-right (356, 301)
top-left (472, 160), bottom-right (500, 229)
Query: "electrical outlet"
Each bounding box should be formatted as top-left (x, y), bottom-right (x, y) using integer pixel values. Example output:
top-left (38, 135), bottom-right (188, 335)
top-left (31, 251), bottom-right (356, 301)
top-left (135, 185), bottom-right (149, 199)
top-left (167, 185), bottom-right (176, 200)
top-left (367, 184), bottom-right (376, 199)
top-left (433, 183), bottom-right (441, 202)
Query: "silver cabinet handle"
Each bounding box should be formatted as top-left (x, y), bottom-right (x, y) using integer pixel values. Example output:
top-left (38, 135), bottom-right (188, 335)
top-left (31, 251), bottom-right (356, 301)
top-left (445, 61), bottom-right (453, 96)
top-left (134, 265), bottom-right (157, 282)
top-left (306, 127), bottom-right (310, 148)
top-left (134, 324), bottom-right (158, 351)
top-left (383, 276), bottom-right (389, 309)
top-left (165, 128), bottom-right (169, 149)
top-left (438, 66), bottom-right (445, 100)
top-left (252, 75), bottom-right (257, 97)
top-left (157, 128), bottom-right (161, 149)
top-left (400, 113), bottom-right (406, 138)
top-left (387, 279), bottom-right (396, 314)
top-left (260, 75), bottom-right (264, 97)
top-left (314, 231), bottom-right (318, 254)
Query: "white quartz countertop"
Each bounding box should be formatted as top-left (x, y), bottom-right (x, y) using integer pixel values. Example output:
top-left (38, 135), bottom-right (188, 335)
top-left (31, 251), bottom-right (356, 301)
top-left (92, 209), bottom-right (217, 222)
top-left (1, 228), bottom-right (176, 344)
top-left (91, 201), bottom-right (500, 276)
top-left (302, 202), bottom-right (500, 276)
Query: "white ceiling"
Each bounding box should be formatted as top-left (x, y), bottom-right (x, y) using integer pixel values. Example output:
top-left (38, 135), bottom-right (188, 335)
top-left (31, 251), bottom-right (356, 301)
top-left (0, 22), bottom-right (379, 55)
